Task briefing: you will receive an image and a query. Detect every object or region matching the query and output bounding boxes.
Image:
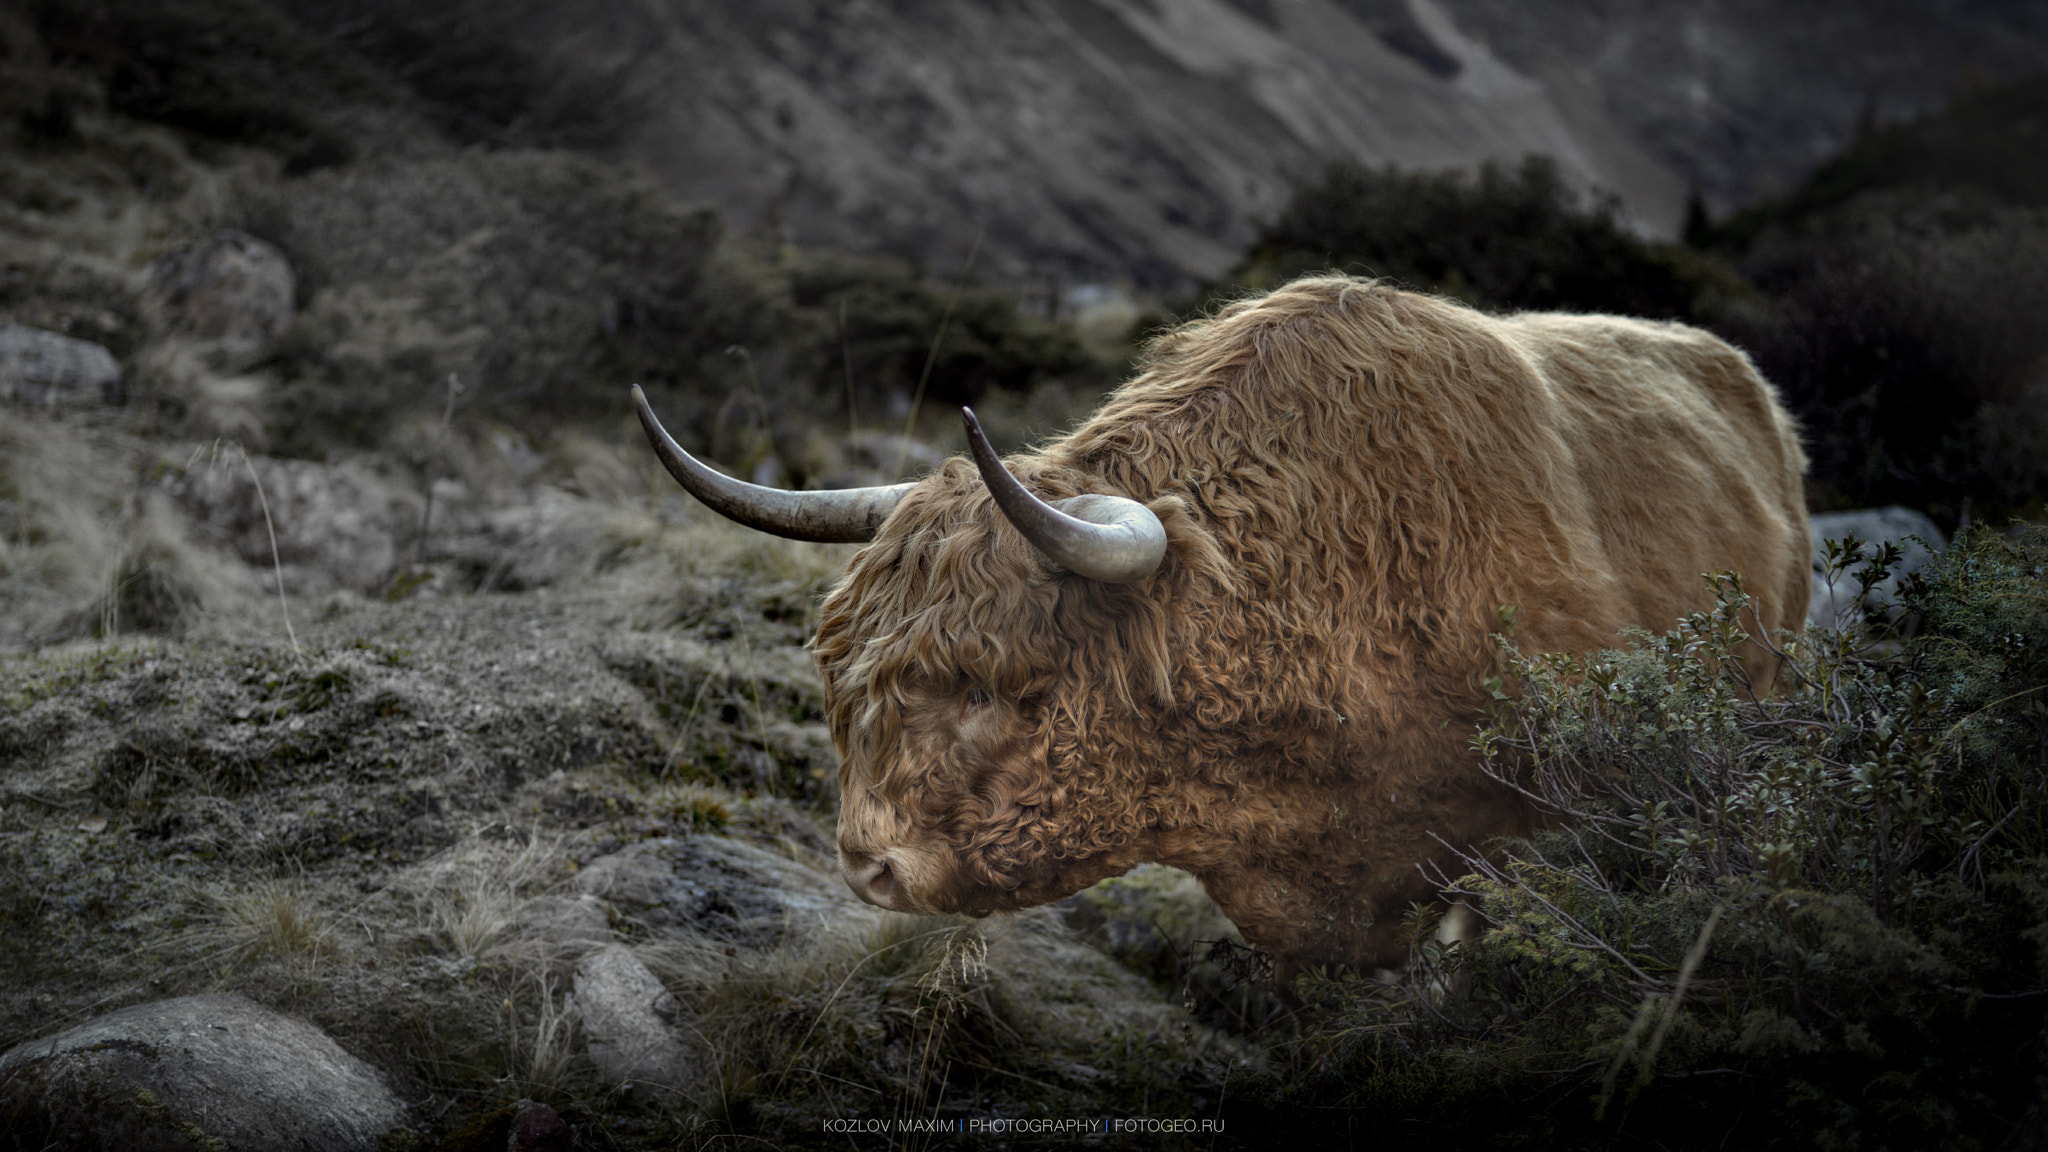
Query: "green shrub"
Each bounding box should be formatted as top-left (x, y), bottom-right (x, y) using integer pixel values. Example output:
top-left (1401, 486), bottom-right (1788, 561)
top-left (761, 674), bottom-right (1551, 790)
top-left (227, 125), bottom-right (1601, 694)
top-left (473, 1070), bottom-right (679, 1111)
top-left (1724, 195), bottom-right (2048, 523)
top-left (1710, 72), bottom-right (2048, 523)
top-left (1232, 526), bottom-right (2048, 1150)
top-left (1226, 75), bottom-right (2048, 524)
top-left (270, 0), bottom-right (649, 150)
top-left (29, 0), bottom-right (386, 172)
top-left (1224, 155), bottom-right (1748, 321)
top-left (1710, 72), bottom-right (2048, 249)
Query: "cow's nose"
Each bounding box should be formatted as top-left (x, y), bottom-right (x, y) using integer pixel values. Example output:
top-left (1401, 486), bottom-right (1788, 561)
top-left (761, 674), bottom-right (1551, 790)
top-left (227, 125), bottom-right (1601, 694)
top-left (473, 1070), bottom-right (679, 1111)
top-left (842, 852), bottom-right (898, 909)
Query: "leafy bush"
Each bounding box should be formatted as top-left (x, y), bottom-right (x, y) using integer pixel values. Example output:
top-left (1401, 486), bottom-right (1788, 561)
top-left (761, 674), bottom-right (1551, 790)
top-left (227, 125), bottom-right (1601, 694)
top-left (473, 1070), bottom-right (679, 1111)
top-left (29, 0), bottom-right (388, 172)
top-left (1225, 155), bottom-right (1747, 321)
top-left (1723, 194), bottom-right (2048, 523)
top-left (255, 150), bottom-right (1099, 468)
top-left (1711, 73), bottom-right (2048, 523)
top-left (1712, 73), bottom-right (2048, 248)
top-left (1231, 526), bottom-right (2048, 1150)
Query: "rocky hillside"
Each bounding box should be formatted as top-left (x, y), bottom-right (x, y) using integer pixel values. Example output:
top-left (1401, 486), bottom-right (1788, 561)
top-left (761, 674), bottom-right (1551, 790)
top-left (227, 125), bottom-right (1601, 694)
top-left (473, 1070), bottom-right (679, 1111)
top-left (276, 0), bottom-right (2048, 290)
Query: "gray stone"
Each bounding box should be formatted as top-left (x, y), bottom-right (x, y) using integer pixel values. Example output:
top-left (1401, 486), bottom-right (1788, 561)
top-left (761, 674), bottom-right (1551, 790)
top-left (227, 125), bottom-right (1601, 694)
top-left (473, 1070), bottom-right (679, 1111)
top-left (150, 230), bottom-right (296, 350)
top-left (1059, 864), bottom-right (1241, 979)
top-left (511, 893), bottom-right (616, 952)
top-left (0, 993), bottom-right (409, 1152)
top-left (165, 454), bottom-right (414, 595)
top-left (0, 323), bottom-right (122, 408)
top-left (569, 946), bottom-right (691, 1091)
top-left (1809, 506), bottom-right (1949, 628)
top-left (573, 835), bottom-right (858, 945)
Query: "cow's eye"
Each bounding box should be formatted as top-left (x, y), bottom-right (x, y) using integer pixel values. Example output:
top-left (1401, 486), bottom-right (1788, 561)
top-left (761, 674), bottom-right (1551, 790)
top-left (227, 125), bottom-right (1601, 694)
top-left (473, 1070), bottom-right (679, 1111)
top-left (963, 687), bottom-right (993, 714)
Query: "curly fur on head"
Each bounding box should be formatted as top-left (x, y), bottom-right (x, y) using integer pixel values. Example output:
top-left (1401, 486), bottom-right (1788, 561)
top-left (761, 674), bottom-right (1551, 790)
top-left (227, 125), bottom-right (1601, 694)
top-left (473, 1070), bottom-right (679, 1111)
top-left (813, 275), bottom-right (1809, 968)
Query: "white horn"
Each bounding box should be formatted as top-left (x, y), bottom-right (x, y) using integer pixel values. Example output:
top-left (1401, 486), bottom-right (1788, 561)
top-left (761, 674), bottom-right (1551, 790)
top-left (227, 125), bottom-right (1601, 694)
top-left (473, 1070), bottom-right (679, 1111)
top-left (962, 407), bottom-right (1166, 584)
top-left (634, 385), bottom-right (911, 543)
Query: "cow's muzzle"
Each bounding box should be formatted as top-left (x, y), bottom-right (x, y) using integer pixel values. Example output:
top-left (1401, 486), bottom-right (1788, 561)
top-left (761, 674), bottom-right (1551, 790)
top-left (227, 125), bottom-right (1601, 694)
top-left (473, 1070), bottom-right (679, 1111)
top-left (841, 850), bottom-right (901, 910)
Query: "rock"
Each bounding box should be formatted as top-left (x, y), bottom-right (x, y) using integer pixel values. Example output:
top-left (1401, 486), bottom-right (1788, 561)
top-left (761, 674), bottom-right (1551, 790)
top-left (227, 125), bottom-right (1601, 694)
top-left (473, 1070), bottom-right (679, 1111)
top-left (510, 893), bottom-right (616, 954)
top-left (0, 323), bottom-right (122, 408)
top-left (165, 454), bottom-right (414, 595)
top-left (1059, 864), bottom-right (1240, 983)
top-left (1809, 506), bottom-right (1949, 628)
top-left (569, 946), bottom-right (692, 1091)
top-left (149, 229), bottom-right (296, 351)
top-left (0, 993), bottom-right (409, 1152)
top-left (509, 1099), bottom-right (574, 1152)
top-left (573, 835), bottom-right (859, 945)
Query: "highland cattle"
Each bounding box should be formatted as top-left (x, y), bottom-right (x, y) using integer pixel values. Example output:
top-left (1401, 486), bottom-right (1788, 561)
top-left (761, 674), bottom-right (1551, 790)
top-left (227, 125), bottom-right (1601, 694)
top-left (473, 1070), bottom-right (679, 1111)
top-left (633, 275), bottom-right (1810, 969)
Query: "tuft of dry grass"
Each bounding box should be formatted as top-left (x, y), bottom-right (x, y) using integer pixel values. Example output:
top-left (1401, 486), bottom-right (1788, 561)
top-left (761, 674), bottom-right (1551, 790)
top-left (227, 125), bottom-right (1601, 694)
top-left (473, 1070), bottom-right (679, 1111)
top-left (411, 832), bottom-right (574, 964)
top-left (93, 492), bottom-right (253, 639)
top-left (501, 972), bottom-right (582, 1102)
top-left (148, 875), bottom-right (342, 991)
top-left (213, 876), bottom-right (338, 964)
top-left (0, 417), bottom-right (255, 646)
top-left (130, 339), bottom-right (274, 446)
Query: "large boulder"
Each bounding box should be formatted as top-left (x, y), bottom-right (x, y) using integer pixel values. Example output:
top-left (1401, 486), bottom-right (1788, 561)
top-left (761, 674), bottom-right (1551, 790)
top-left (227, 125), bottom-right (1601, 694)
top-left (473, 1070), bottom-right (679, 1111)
top-left (149, 230), bottom-right (296, 353)
top-left (164, 453), bottom-right (415, 595)
top-left (0, 323), bottom-right (122, 408)
top-left (1809, 506), bottom-right (1949, 628)
top-left (0, 993), bottom-right (410, 1152)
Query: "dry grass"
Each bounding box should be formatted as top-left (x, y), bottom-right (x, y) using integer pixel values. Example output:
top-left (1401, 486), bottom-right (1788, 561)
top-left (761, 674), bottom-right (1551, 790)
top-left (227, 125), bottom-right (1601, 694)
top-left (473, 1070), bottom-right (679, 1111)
top-left (408, 832), bottom-right (575, 964)
top-left (501, 972), bottom-right (582, 1102)
top-left (0, 416), bottom-right (255, 646)
top-left (130, 339), bottom-right (274, 445)
top-left (209, 876), bottom-right (339, 966)
top-left (0, 418), bottom-right (126, 642)
top-left (93, 492), bottom-right (253, 639)
top-left (139, 874), bottom-right (343, 999)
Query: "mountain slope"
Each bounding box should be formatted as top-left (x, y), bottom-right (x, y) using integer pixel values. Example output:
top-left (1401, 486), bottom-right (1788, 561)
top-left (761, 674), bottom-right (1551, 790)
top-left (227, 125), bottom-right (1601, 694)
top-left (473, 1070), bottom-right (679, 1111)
top-left (281, 0), bottom-right (2048, 292)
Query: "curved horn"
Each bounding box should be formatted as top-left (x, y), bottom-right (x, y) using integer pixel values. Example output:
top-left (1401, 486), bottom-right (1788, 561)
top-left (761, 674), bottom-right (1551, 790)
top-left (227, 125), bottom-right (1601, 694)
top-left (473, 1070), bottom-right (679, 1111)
top-left (632, 385), bottom-right (912, 543)
top-left (962, 407), bottom-right (1166, 584)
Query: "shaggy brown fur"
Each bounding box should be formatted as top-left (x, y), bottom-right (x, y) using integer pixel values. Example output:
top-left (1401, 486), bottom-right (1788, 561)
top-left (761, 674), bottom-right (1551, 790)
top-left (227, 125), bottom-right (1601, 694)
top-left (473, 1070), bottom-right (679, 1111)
top-left (813, 276), bottom-right (1809, 970)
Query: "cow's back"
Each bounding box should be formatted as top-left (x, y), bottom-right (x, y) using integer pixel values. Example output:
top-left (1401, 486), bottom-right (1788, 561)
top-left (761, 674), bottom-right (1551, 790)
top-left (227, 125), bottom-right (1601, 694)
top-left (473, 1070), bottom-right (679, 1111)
top-left (1496, 313), bottom-right (1810, 686)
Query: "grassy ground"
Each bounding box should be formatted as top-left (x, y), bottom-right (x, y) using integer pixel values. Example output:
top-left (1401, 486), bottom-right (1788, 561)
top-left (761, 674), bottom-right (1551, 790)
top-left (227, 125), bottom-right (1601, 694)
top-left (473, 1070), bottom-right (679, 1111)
top-left (0, 525), bottom-right (1264, 1146)
top-left (0, 13), bottom-right (1233, 1127)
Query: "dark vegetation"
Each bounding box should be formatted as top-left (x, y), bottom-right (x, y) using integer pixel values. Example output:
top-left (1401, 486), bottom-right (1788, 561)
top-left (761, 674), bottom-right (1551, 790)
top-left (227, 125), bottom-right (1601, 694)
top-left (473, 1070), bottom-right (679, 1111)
top-left (1228, 155), bottom-right (1747, 323)
top-left (1214, 76), bottom-right (2048, 526)
top-left (3, 0), bottom-right (2047, 1145)
top-left (12, 0), bottom-right (1107, 469)
top-left (1231, 526), bottom-right (2048, 1151)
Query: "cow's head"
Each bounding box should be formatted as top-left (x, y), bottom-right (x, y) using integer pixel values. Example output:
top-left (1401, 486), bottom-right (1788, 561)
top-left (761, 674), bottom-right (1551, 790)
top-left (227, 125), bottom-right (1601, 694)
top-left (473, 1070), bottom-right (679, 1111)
top-left (631, 387), bottom-right (1185, 916)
